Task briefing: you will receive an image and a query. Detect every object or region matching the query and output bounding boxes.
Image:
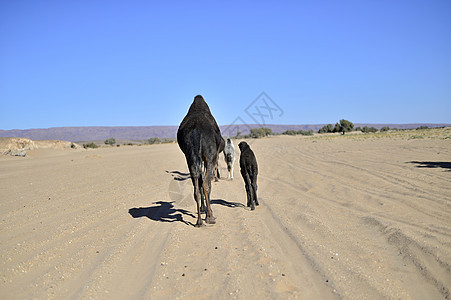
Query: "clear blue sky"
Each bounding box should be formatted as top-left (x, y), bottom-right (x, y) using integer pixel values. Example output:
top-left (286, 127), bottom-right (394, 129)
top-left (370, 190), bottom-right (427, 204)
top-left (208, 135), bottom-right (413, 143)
top-left (1, 0), bottom-right (450, 130)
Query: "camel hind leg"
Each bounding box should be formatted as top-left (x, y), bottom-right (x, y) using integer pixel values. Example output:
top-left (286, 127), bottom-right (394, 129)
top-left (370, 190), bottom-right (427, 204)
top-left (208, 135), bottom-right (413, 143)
top-left (203, 162), bottom-right (216, 224)
top-left (243, 172), bottom-right (255, 210)
top-left (252, 175), bottom-right (258, 206)
top-left (227, 161), bottom-right (232, 179)
top-left (193, 176), bottom-right (203, 227)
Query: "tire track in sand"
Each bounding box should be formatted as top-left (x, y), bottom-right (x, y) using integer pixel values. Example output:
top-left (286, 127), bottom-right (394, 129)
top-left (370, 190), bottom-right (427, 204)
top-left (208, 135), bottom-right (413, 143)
top-left (214, 172), bottom-right (337, 299)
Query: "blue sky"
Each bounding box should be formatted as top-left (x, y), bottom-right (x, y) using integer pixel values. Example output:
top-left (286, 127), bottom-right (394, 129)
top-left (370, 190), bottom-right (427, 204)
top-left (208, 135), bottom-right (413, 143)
top-left (1, 0), bottom-right (450, 130)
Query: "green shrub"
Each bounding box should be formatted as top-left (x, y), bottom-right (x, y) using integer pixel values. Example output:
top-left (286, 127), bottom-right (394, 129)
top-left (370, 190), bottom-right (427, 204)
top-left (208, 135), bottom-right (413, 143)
top-left (380, 126), bottom-right (390, 132)
top-left (148, 137), bottom-right (161, 144)
top-left (250, 128), bottom-right (273, 138)
top-left (298, 129), bottom-right (314, 136)
top-left (282, 130), bottom-right (297, 136)
top-left (161, 138), bottom-right (176, 143)
top-left (318, 119), bottom-right (354, 134)
top-left (338, 119), bottom-right (354, 134)
top-left (282, 129), bottom-right (313, 136)
top-left (318, 124), bottom-right (334, 133)
top-left (361, 126), bottom-right (378, 133)
top-left (83, 142), bottom-right (98, 149)
top-left (104, 137), bottom-right (116, 145)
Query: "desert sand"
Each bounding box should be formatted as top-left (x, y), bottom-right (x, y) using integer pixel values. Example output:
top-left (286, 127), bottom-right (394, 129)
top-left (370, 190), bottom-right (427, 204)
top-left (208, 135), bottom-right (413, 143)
top-left (1, 129), bottom-right (450, 299)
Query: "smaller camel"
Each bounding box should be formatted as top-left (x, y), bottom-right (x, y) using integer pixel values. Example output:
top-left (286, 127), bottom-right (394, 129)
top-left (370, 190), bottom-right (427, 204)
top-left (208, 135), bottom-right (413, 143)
top-left (223, 138), bottom-right (235, 179)
top-left (238, 141), bottom-right (259, 210)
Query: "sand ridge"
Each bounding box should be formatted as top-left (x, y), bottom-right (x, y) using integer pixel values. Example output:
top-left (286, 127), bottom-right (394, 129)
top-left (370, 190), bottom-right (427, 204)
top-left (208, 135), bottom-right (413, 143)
top-left (1, 129), bottom-right (450, 299)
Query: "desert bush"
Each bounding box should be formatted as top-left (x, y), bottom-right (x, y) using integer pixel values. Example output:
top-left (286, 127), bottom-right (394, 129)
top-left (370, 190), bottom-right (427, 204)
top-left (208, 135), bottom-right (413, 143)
top-left (380, 126), bottom-right (390, 132)
top-left (318, 124), bottom-right (334, 133)
top-left (361, 126), bottom-right (378, 133)
top-left (147, 137), bottom-right (174, 144)
top-left (416, 126), bottom-right (429, 130)
top-left (104, 137), bottom-right (116, 145)
top-left (161, 138), bottom-right (176, 143)
top-left (318, 119), bottom-right (354, 134)
top-left (148, 137), bottom-right (161, 144)
top-left (250, 128), bottom-right (273, 138)
top-left (83, 142), bottom-right (98, 149)
top-left (282, 130), bottom-right (297, 136)
top-left (282, 129), bottom-right (313, 136)
top-left (298, 129), bottom-right (314, 136)
top-left (337, 119), bottom-right (354, 134)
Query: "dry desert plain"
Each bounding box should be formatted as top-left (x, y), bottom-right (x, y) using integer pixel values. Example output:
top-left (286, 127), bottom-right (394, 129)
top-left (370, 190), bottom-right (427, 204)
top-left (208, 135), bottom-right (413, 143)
top-left (1, 128), bottom-right (451, 299)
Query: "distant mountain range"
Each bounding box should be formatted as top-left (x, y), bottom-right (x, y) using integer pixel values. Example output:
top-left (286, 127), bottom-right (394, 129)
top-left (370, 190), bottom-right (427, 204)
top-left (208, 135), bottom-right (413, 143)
top-left (0, 124), bottom-right (449, 142)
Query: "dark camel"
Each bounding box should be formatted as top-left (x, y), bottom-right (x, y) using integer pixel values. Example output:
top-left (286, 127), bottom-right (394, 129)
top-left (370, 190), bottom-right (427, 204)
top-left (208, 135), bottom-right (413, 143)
top-left (238, 141), bottom-right (259, 210)
top-left (177, 95), bottom-right (223, 226)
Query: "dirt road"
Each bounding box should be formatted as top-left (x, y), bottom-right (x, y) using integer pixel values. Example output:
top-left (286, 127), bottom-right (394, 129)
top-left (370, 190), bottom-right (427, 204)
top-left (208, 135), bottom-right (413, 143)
top-left (1, 130), bottom-right (450, 299)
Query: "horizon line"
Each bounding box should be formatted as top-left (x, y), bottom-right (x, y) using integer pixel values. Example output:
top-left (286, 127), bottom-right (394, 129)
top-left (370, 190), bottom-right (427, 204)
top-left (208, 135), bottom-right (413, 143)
top-left (2, 122), bottom-right (451, 131)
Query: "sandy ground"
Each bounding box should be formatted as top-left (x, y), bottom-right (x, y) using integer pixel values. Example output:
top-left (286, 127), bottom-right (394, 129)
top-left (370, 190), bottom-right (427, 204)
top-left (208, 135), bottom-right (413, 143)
top-left (1, 129), bottom-right (450, 299)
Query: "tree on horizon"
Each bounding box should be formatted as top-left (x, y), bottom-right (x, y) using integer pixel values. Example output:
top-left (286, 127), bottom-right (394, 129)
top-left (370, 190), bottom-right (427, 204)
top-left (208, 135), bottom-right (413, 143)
top-left (338, 119), bottom-right (354, 134)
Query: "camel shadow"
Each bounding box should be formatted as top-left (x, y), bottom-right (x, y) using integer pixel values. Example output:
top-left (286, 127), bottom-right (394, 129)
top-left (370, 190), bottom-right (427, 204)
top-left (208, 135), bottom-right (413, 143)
top-left (407, 161), bottom-right (451, 171)
top-left (166, 170), bottom-right (191, 181)
top-left (129, 201), bottom-right (196, 226)
top-left (211, 199), bottom-right (245, 208)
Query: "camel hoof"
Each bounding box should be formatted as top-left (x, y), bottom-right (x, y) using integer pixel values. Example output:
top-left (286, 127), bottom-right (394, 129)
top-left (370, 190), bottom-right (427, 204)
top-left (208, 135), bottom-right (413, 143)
top-left (195, 221), bottom-right (204, 227)
top-left (206, 217), bottom-right (216, 224)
